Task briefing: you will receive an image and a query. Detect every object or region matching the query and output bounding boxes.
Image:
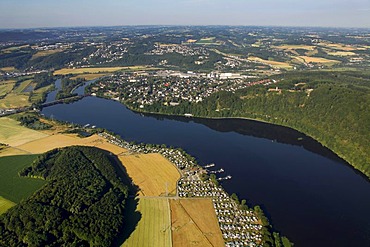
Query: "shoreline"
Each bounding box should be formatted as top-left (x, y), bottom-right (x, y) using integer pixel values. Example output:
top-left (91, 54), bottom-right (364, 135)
top-left (117, 99), bottom-right (370, 181)
top-left (39, 93), bottom-right (370, 181)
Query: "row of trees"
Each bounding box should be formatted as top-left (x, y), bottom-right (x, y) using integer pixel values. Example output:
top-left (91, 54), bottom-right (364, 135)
top-left (0, 146), bottom-right (130, 246)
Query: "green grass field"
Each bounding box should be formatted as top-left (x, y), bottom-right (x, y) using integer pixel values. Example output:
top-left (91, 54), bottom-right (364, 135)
top-left (0, 155), bottom-right (45, 203)
top-left (0, 196), bottom-right (15, 215)
top-left (0, 93), bottom-right (31, 108)
top-left (0, 83), bottom-right (14, 97)
top-left (122, 198), bottom-right (171, 247)
top-left (14, 79), bottom-right (33, 93)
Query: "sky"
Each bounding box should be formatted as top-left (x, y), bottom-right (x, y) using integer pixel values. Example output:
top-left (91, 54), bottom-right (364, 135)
top-left (0, 0), bottom-right (370, 29)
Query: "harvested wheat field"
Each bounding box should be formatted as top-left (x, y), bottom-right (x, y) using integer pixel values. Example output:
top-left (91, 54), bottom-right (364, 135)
top-left (170, 199), bottom-right (224, 247)
top-left (54, 67), bottom-right (131, 75)
top-left (0, 117), bottom-right (48, 147)
top-left (16, 134), bottom-right (127, 155)
top-left (0, 147), bottom-right (30, 157)
top-left (299, 56), bottom-right (340, 65)
top-left (248, 56), bottom-right (293, 69)
top-left (119, 153), bottom-right (180, 196)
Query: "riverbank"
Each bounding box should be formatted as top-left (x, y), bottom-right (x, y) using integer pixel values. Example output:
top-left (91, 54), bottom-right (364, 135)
top-left (112, 98), bottom-right (369, 181)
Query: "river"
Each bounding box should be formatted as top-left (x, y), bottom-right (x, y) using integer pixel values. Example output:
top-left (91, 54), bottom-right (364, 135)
top-left (41, 81), bottom-right (370, 247)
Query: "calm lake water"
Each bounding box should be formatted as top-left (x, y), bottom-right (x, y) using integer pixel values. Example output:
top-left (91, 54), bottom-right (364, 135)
top-left (45, 79), bottom-right (62, 103)
top-left (42, 83), bottom-right (370, 247)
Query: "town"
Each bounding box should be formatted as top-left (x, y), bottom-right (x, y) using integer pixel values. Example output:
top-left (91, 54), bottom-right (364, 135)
top-left (87, 71), bottom-right (276, 108)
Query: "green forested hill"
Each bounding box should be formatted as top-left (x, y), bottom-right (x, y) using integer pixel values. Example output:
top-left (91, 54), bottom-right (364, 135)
top-left (0, 146), bottom-right (130, 247)
top-left (143, 71), bottom-right (370, 178)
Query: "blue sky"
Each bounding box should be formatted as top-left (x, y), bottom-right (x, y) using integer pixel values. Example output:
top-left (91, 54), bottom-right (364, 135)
top-left (1, 0), bottom-right (370, 28)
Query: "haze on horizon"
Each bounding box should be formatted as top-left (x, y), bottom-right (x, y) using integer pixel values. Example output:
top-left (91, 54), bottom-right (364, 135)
top-left (1, 0), bottom-right (370, 29)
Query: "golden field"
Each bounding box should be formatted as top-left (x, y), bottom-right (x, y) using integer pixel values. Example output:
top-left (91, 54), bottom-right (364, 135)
top-left (170, 199), bottom-right (224, 247)
top-left (0, 67), bottom-right (17, 72)
top-left (318, 42), bottom-right (367, 51)
top-left (54, 67), bottom-right (128, 75)
top-left (0, 147), bottom-right (30, 157)
top-left (54, 66), bottom-right (153, 75)
top-left (122, 198), bottom-right (171, 247)
top-left (0, 117), bottom-right (48, 147)
top-left (31, 49), bottom-right (64, 59)
top-left (298, 56), bottom-right (341, 65)
top-left (0, 83), bottom-right (15, 97)
top-left (118, 153), bottom-right (180, 196)
top-left (0, 93), bottom-right (31, 108)
top-left (274, 45), bottom-right (316, 50)
top-left (248, 56), bottom-right (293, 69)
top-left (14, 134), bottom-right (127, 155)
top-left (327, 51), bottom-right (356, 56)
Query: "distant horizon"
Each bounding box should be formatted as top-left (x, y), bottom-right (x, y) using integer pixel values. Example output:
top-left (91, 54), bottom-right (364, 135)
top-left (1, 0), bottom-right (370, 29)
top-left (1, 24), bottom-right (370, 31)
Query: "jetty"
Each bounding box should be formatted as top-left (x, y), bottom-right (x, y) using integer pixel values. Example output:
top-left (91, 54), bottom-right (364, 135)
top-left (204, 163), bottom-right (215, 168)
top-left (217, 175), bottom-right (232, 181)
top-left (209, 168), bottom-right (224, 174)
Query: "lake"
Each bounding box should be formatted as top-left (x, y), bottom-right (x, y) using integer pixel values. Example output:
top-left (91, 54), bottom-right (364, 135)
top-left (42, 83), bottom-right (370, 247)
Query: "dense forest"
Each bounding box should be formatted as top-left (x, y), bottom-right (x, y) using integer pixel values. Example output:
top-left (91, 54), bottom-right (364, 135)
top-left (0, 146), bottom-right (130, 246)
top-left (137, 71), bottom-right (370, 178)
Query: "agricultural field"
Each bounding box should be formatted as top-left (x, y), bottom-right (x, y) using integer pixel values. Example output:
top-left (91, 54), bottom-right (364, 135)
top-left (0, 83), bottom-right (14, 97)
top-left (118, 153), bottom-right (180, 196)
top-left (0, 93), bottom-right (30, 108)
top-left (31, 49), bottom-right (64, 59)
top-left (297, 56), bottom-right (341, 65)
top-left (318, 42), bottom-right (360, 51)
top-left (274, 45), bottom-right (316, 51)
top-left (248, 56), bottom-right (293, 69)
top-left (15, 133), bottom-right (127, 155)
top-left (0, 67), bottom-right (17, 72)
top-left (70, 73), bottom-right (109, 80)
top-left (122, 198), bottom-right (171, 247)
top-left (54, 66), bottom-right (137, 75)
top-left (196, 37), bottom-right (221, 45)
top-left (0, 155), bottom-right (45, 203)
top-left (327, 51), bottom-right (357, 56)
top-left (0, 196), bottom-right (15, 215)
top-left (0, 117), bottom-right (48, 147)
top-left (0, 147), bottom-right (29, 157)
top-left (14, 79), bottom-right (33, 93)
top-left (170, 199), bottom-right (224, 247)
